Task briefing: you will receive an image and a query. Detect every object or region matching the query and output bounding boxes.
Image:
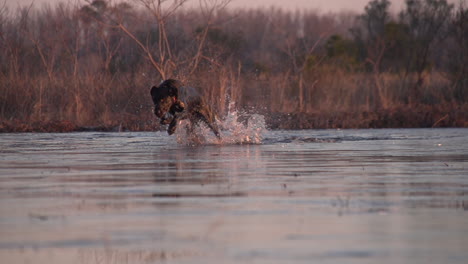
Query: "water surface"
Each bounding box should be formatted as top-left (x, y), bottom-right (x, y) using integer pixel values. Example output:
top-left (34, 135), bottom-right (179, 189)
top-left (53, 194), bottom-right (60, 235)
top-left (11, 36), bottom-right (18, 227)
top-left (1, 128), bottom-right (467, 263)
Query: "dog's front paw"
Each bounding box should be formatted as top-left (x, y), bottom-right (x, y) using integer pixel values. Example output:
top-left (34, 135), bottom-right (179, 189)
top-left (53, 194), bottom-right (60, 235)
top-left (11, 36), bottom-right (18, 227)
top-left (168, 123), bottom-right (177, 135)
top-left (167, 116), bottom-right (179, 135)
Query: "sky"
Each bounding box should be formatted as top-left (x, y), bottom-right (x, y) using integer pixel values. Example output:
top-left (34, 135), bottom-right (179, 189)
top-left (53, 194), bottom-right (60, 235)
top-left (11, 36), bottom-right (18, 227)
top-left (3, 0), bottom-right (462, 13)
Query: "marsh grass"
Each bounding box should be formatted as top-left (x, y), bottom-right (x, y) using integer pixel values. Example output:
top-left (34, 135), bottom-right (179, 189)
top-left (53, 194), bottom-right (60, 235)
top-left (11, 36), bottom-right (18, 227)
top-left (1, 65), bottom-right (465, 132)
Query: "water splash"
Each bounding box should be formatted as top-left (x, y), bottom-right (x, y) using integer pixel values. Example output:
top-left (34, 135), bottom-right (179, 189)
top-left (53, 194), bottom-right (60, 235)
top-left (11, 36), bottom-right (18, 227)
top-left (174, 102), bottom-right (266, 146)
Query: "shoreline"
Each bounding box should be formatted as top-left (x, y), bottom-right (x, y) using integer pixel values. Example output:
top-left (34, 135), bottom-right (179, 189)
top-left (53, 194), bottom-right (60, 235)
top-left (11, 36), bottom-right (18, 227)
top-left (2, 107), bottom-right (466, 133)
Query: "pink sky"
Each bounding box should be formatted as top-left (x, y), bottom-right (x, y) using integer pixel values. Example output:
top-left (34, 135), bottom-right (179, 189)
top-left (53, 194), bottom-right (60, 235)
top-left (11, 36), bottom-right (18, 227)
top-left (4, 0), bottom-right (461, 13)
top-left (230, 0), bottom-right (406, 12)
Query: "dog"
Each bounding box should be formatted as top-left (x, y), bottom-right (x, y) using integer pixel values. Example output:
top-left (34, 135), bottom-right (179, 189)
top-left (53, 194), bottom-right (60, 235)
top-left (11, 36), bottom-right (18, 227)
top-left (150, 79), bottom-right (221, 139)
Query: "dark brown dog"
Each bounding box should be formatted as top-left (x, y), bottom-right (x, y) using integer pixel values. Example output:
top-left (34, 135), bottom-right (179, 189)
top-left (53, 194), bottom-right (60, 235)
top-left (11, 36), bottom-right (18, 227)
top-left (150, 79), bottom-right (221, 138)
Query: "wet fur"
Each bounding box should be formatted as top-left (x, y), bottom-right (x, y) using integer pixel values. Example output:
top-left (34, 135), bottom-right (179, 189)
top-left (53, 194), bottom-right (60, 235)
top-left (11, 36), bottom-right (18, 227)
top-left (150, 79), bottom-right (221, 139)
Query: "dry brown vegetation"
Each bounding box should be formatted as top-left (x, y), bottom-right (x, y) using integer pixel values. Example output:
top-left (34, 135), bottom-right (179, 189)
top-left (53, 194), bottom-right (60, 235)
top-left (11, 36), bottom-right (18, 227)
top-left (0, 0), bottom-right (467, 132)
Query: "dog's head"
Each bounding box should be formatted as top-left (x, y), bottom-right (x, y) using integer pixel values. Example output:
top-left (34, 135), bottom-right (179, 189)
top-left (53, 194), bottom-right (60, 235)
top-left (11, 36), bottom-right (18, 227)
top-left (150, 79), bottom-right (182, 118)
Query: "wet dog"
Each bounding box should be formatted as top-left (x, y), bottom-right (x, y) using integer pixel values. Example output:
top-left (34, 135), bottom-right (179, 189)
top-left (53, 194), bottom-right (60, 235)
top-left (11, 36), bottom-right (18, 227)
top-left (150, 79), bottom-right (221, 139)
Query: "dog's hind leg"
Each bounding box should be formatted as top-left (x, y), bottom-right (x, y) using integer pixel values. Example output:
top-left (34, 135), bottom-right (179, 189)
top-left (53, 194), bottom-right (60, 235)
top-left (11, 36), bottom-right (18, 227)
top-left (195, 112), bottom-right (221, 139)
top-left (181, 119), bottom-right (204, 145)
top-left (207, 121), bottom-right (221, 139)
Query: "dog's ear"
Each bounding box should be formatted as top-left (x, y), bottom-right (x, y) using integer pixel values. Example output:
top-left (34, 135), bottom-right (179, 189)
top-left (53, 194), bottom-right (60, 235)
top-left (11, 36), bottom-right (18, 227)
top-left (150, 86), bottom-right (158, 101)
top-left (168, 85), bottom-right (178, 98)
top-left (150, 86), bottom-right (157, 95)
top-left (165, 79), bottom-right (182, 99)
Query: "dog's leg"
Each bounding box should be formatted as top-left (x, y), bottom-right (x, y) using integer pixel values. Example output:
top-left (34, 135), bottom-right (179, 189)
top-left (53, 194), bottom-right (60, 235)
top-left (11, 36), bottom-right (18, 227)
top-left (166, 101), bottom-right (186, 135)
top-left (195, 112), bottom-right (221, 139)
top-left (167, 110), bottom-right (190, 135)
top-left (167, 116), bottom-right (178, 135)
top-left (207, 121), bottom-right (221, 139)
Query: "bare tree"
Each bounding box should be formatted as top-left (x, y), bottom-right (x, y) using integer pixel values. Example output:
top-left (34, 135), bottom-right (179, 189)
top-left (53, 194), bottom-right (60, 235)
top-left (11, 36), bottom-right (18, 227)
top-left (400, 0), bottom-right (453, 102)
top-left (279, 14), bottom-right (326, 112)
top-left (360, 0), bottom-right (392, 108)
top-left (448, 1), bottom-right (468, 102)
top-left (20, 4), bottom-right (58, 81)
top-left (99, 0), bottom-right (232, 80)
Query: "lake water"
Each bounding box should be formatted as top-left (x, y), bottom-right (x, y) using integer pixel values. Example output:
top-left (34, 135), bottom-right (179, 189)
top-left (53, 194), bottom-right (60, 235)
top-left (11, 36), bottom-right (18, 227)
top-left (0, 128), bottom-right (467, 263)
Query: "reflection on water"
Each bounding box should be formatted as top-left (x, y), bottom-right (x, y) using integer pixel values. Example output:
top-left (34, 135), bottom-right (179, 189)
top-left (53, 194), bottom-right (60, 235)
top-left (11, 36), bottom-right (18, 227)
top-left (0, 129), bottom-right (467, 263)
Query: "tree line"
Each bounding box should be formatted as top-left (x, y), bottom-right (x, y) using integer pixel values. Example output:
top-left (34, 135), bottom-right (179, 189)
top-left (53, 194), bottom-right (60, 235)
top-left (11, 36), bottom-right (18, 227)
top-left (0, 0), bottom-right (467, 131)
